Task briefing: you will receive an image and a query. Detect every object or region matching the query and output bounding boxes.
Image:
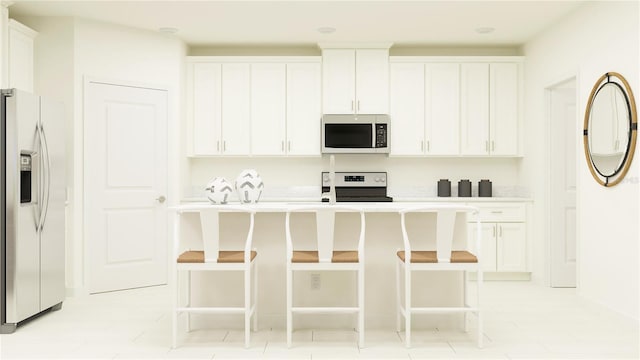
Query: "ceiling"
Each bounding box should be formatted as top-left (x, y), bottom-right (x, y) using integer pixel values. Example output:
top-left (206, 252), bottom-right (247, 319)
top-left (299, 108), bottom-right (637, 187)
top-left (8, 1), bottom-right (587, 47)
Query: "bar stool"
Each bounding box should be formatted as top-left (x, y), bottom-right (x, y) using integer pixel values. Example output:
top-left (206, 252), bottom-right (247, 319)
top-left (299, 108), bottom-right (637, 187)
top-left (172, 206), bottom-right (257, 349)
top-left (395, 205), bottom-right (483, 348)
top-left (285, 205), bottom-right (366, 348)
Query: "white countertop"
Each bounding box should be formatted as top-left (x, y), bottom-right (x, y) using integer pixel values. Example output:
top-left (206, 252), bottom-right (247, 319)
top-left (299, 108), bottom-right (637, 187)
top-left (180, 196), bottom-right (532, 204)
top-left (173, 197), bottom-right (531, 213)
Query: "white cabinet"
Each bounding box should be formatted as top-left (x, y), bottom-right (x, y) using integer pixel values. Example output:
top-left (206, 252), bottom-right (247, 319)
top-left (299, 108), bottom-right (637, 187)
top-left (188, 57), bottom-right (321, 157)
top-left (251, 63), bottom-right (286, 155)
top-left (468, 203), bottom-right (527, 272)
top-left (221, 63), bottom-right (251, 155)
top-left (8, 19), bottom-right (37, 92)
top-left (425, 63), bottom-right (460, 155)
top-left (322, 48), bottom-right (389, 114)
top-left (390, 62), bottom-right (460, 156)
top-left (188, 62), bottom-right (250, 156)
top-left (389, 63), bottom-right (425, 155)
top-left (461, 62), bottom-right (519, 156)
top-left (251, 62), bottom-right (321, 156)
top-left (286, 62), bottom-right (321, 156)
top-left (190, 63), bottom-right (222, 155)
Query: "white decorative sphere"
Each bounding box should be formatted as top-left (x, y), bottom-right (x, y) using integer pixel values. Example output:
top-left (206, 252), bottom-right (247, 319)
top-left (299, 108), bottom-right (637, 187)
top-left (205, 177), bottom-right (233, 204)
top-left (235, 169), bottom-right (264, 204)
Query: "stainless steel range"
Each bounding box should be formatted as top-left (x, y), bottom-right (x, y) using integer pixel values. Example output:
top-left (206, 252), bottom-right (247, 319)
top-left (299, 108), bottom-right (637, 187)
top-left (321, 172), bottom-right (393, 202)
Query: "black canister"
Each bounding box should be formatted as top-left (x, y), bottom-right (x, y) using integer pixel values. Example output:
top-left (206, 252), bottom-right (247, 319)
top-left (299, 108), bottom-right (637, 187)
top-left (479, 179), bottom-right (492, 197)
top-left (458, 179), bottom-right (471, 197)
top-left (437, 179), bottom-right (451, 197)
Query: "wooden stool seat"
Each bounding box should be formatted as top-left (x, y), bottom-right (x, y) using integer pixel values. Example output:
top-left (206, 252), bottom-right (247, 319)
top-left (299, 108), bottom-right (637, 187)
top-left (178, 250), bottom-right (258, 263)
top-left (292, 250), bottom-right (359, 263)
top-left (396, 250), bottom-right (477, 263)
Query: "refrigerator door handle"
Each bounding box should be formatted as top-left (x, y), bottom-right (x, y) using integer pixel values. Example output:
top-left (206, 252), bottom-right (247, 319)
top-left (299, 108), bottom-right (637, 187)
top-left (39, 123), bottom-right (52, 232)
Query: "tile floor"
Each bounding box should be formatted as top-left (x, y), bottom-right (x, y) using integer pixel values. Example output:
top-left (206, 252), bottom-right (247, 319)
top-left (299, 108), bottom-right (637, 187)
top-left (0, 281), bottom-right (638, 359)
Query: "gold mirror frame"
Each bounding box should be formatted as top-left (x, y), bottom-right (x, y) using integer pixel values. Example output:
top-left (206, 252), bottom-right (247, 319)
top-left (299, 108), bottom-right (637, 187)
top-left (583, 72), bottom-right (638, 187)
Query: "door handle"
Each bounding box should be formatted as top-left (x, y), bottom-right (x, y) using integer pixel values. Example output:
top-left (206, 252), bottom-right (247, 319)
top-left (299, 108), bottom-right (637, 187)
top-left (156, 195), bottom-right (166, 204)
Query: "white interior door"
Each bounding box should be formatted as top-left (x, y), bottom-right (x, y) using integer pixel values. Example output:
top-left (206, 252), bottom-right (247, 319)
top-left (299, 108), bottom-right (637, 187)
top-left (85, 81), bottom-right (168, 294)
top-left (549, 78), bottom-right (577, 287)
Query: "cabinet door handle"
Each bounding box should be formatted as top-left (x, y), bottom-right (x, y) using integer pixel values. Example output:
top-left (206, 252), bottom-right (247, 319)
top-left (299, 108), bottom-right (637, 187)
top-left (491, 210), bottom-right (503, 214)
top-left (491, 141), bottom-right (495, 152)
top-left (426, 140), bottom-right (430, 152)
top-left (351, 100), bottom-right (354, 112)
top-left (223, 141), bottom-right (227, 152)
top-left (492, 225), bottom-right (496, 237)
top-left (485, 141), bottom-right (489, 153)
top-left (421, 140), bottom-right (424, 151)
top-left (288, 141), bottom-right (291, 152)
top-left (281, 141), bottom-right (285, 152)
top-left (357, 100), bottom-right (360, 112)
top-left (217, 141), bottom-right (220, 152)
top-left (499, 225), bottom-right (502, 237)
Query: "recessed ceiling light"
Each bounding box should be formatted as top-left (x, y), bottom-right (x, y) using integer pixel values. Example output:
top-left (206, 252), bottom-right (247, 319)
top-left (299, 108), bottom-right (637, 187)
top-left (159, 27), bottom-right (179, 34)
top-left (317, 27), bottom-right (336, 34)
top-left (475, 27), bottom-right (495, 34)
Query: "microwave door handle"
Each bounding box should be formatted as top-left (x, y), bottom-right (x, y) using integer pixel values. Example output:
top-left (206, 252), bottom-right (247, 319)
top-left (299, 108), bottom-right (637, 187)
top-left (372, 124), bottom-right (376, 148)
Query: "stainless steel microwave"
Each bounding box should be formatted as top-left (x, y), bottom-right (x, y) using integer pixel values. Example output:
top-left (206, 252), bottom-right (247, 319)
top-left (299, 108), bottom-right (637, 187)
top-left (321, 114), bottom-right (390, 154)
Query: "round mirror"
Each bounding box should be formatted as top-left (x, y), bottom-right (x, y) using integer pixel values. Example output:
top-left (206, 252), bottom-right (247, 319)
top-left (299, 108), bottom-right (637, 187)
top-left (584, 72), bottom-right (637, 187)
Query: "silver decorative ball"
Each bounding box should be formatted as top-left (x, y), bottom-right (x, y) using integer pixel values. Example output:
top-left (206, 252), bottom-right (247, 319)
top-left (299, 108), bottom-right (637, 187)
top-left (205, 177), bottom-right (233, 204)
top-left (235, 169), bottom-right (264, 204)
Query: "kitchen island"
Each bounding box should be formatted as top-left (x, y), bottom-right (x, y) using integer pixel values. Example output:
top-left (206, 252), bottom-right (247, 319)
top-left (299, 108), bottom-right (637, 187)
top-left (172, 199), bottom-right (530, 330)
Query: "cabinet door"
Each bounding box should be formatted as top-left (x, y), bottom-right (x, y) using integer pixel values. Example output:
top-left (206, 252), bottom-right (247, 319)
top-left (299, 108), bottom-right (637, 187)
top-left (191, 63), bottom-right (222, 155)
top-left (322, 49), bottom-right (356, 114)
top-left (460, 63), bottom-right (490, 155)
top-left (389, 63), bottom-right (425, 156)
top-left (497, 223), bottom-right (527, 272)
top-left (425, 63), bottom-right (460, 155)
top-left (8, 21), bottom-right (36, 92)
top-left (468, 223), bottom-right (497, 272)
top-left (221, 63), bottom-right (251, 155)
top-left (287, 62), bottom-right (321, 156)
top-left (251, 63), bottom-right (286, 155)
top-left (355, 49), bottom-right (389, 114)
top-left (490, 63), bottom-right (519, 156)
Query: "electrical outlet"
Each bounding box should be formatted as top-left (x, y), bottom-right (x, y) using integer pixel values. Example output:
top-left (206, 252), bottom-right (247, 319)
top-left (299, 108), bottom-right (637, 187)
top-left (311, 273), bottom-right (321, 290)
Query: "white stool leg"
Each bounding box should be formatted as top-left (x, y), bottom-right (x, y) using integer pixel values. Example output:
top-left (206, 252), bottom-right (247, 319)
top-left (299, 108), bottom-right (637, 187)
top-left (244, 265), bottom-right (251, 349)
top-left (287, 265), bottom-right (293, 348)
top-left (463, 271), bottom-right (469, 332)
top-left (404, 265), bottom-right (411, 348)
top-left (477, 268), bottom-right (483, 348)
top-left (358, 265), bottom-right (364, 349)
top-left (187, 270), bottom-right (191, 332)
top-left (396, 258), bottom-right (401, 332)
top-left (252, 259), bottom-right (258, 331)
top-left (172, 267), bottom-right (178, 349)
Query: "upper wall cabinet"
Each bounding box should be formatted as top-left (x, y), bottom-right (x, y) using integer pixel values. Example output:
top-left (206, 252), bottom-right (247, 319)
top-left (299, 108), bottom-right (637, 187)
top-left (8, 19), bottom-right (37, 92)
top-left (390, 57), bottom-right (522, 157)
top-left (188, 62), bottom-right (250, 156)
top-left (321, 46), bottom-right (390, 114)
top-left (390, 62), bottom-right (460, 156)
top-left (461, 62), bottom-right (520, 156)
top-left (187, 57), bottom-right (321, 157)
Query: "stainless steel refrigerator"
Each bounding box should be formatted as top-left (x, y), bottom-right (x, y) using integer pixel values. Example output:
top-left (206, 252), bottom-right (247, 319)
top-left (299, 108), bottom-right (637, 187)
top-left (1, 89), bottom-right (65, 333)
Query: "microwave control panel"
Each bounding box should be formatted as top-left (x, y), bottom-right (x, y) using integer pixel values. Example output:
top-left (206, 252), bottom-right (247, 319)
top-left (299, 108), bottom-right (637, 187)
top-left (375, 124), bottom-right (387, 148)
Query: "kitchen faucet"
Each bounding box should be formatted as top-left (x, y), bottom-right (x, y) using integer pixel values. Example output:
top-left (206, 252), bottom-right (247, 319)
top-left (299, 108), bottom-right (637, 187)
top-left (321, 155), bottom-right (336, 204)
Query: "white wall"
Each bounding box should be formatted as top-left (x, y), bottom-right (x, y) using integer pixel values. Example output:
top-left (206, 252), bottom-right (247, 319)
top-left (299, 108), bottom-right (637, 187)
top-left (17, 15), bottom-right (186, 294)
top-left (522, 1), bottom-right (639, 319)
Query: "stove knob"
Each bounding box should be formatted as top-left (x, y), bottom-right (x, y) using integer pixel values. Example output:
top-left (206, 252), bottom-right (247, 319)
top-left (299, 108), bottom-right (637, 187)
top-left (375, 177), bottom-right (381, 182)
top-left (323, 175), bottom-right (329, 183)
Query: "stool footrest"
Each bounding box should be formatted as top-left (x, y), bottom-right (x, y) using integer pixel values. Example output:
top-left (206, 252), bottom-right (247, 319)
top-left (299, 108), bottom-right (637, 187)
top-left (291, 306), bottom-right (359, 314)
